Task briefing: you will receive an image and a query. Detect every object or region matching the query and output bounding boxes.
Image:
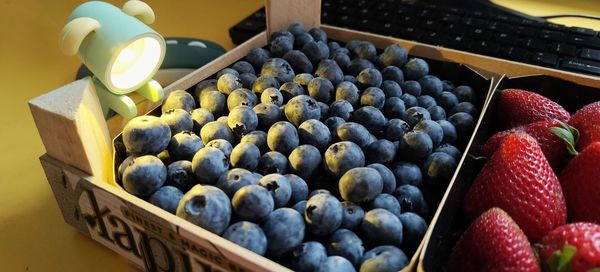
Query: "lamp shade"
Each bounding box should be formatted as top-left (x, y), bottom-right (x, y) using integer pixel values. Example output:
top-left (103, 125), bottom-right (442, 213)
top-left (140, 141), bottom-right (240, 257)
top-left (66, 1), bottom-right (166, 94)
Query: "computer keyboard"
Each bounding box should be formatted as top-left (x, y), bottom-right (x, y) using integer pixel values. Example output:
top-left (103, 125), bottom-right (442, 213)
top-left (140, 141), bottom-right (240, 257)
top-left (229, 0), bottom-right (600, 76)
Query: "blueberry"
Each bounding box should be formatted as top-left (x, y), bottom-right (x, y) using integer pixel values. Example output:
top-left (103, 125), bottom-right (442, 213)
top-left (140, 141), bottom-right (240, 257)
top-left (288, 22), bottom-right (306, 36)
top-left (245, 47), bottom-right (272, 70)
top-left (309, 27), bottom-right (327, 43)
top-left (384, 118), bottom-right (410, 141)
top-left (295, 32), bottom-right (315, 49)
top-left (205, 139), bottom-right (233, 160)
top-left (427, 105), bottom-right (446, 121)
top-left (283, 50), bottom-right (313, 74)
top-left (318, 101), bottom-right (329, 119)
top-left (347, 58), bottom-right (375, 77)
top-left (317, 256), bottom-right (356, 272)
top-left (284, 95), bottom-right (321, 127)
top-left (351, 41), bottom-right (377, 61)
top-left (367, 193), bottom-right (402, 217)
top-left (360, 246), bottom-right (408, 272)
top-left (316, 59), bottom-right (344, 85)
top-left (335, 81), bottom-right (360, 107)
top-left (394, 185), bottom-right (428, 217)
top-left (162, 90), bottom-right (195, 113)
top-left (329, 100), bottom-right (354, 120)
top-left (285, 174), bottom-right (309, 204)
top-left (437, 91), bottom-right (459, 111)
top-left (231, 60), bottom-right (255, 75)
top-left (227, 105), bottom-right (258, 136)
top-left (353, 106), bottom-right (387, 134)
top-left (400, 93), bottom-right (418, 108)
top-left (391, 162), bottom-right (423, 187)
top-left (422, 151), bottom-right (457, 186)
top-left (280, 82), bottom-right (306, 103)
top-left (270, 36), bottom-right (294, 57)
top-left (399, 130), bottom-right (433, 162)
top-left (417, 95), bottom-right (437, 109)
top-left (289, 145), bottom-right (322, 179)
top-left (260, 87), bottom-right (284, 106)
top-left (298, 119), bottom-right (331, 151)
top-left (216, 68), bottom-right (239, 78)
top-left (160, 109), bottom-right (194, 136)
top-left (293, 73), bottom-right (315, 87)
top-left (325, 116), bottom-right (346, 138)
top-left (404, 106), bottom-right (431, 127)
top-left (123, 116), bottom-right (171, 155)
top-left (259, 173), bottom-right (292, 207)
top-left (328, 41), bottom-right (342, 52)
top-left (448, 112), bottom-right (475, 142)
top-left (453, 85), bottom-right (476, 103)
top-left (367, 163), bottom-right (397, 194)
top-left (223, 221), bottom-right (268, 256)
top-left (360, 87), bottom-right (386, 109)
top-left (232, 184), bottom-right (274, 222)
top-left (451, 101), bottom-right (478, 116)
top-left (240, 130), bottom-right (268, 154)
top-left (271, 30), bottom-right (295, 43)
top-left (414, 120), bottom-right (444, 147)
top-left (336, 122), bottom-right (374, 149)
top-left (176, 185), bottom-right (231, 234)
top-left (217, 73), bottom-right (243, 95)
top-left (252, 76), bottom-right (280, 94)
top-left (435, 144), bottom-right (462, 160)
top-left (117, 155), bottom-right (136, 182)
top-left (381, 81), bottom-right (402, 99)
top-left (253, 103), bottom-right (284, 131)
top-left (380, 44), bottom-right (408, 67)
top-left (191, 147), bottom-right (228, 184)
top-left (216, 168), bottom-right (259, 197)
top-left (442, 80), bottom-right (455, 92)
top-left (366, 139), bottom-right (396, 164)
top-left (339, 167), bottom-right (383, 203)
top-left (199, 90), bottom-right (226, 116)
top-left (194, 79), bottom-right (218, 97)
top-left (190, 108), bottom-right (215, 134)
top-left (400, 80), bottom-right (421, 96)
top-left (437, 120), bottom-right (457, 144)
top-left (149, 186), bottom-right (183, 214)
top-left (341, 201), bottom-right (365, 230)
top-left (308, 77), bottom-right (334, 103)
top-left (292, 200), bottom-right (308, 215)
top-left (357, 68), bottom-right (383, 89)
top-left (419, 75), bottom-right (443, 97)
top-left (267, 121), bottom-right (299, 154)
top-left (305, 193), bottom-right (343, 236)
top-left (261, 58), bottom-right (295, 83)
top-left (327, 229), bottom-right (365, 266)
top-left (343, 74), bottom-right (357, 84)
top-left (290, 241), bottom-right (328, 272)
top-left (168, 131), bottom-right (203, 161)
top-left (230, 142), bottom-right (260, 170)
top-left (403, 58), bottom-right (429, 80)
top-left (381, 66), bottom-right (405, 84)
top-left (258, 151), bottom-right (288, 175)
top-left (398, 212), bottom-right (428, 254)
top-left (361, 208), bottom-right (403, 247)
top-left (165, 160), bottom-right (195, 192)
top-left (302, 41), bottom-right (330, 64)
top-left (383, 97), bottom-right (406, 120)
top-left (122, 155), bottom-right (167, 197)
top-left (309, 189), bottom-right (332, 198)
top-left (261, 208), bottom-right (305, 257)
top-left (227, 88), bottom-right (258, 110)
top-left (331, 52), bottom-right (351, 70)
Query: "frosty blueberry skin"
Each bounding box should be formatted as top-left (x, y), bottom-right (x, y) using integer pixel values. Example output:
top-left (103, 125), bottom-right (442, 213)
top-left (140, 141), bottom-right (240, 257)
top-left (360, 87), bottom-right (386, 109)
top-left (148, 186), bottom-right (183, 214)
top-left (231, 60), bottom-right (255, 75)
top-left (339, 167), bottom-right (383, 203)
top-left (366, 193), bottom-right (402, 218)
top-left (191, 147), bottom-right (228, 185)
top-left (350, 106), bottom-right (386, 133)
top-left (315, 59), bottom-right (343, 85)
top-left (286, 174), bottom-right (309, 204)
top-left (335, 122), bottom-right (373, 149)
top-left (123, 115), bottom-right (171, 156)
top-left (161, 89), bottom-right (195, 113)
top-left (394, 185), bottom-right (429, 217)
top-left (360, 245), bottom-right (408, 272)
top-left (260, 87), bottom-right (284, 106)
top-left (361, 208), bottom-right (403, 247)
top-left (231, 184), bottom-right (274, 223)
top-left (252, 75), bottom-right (280, 94)
top-left (259, 173), bottom-right (292, 208)
top-left (326, 229), bottom-right (365, 267)
top-left (316, 256), bottom-right (356, 272)
top-left (379, 44), bottom-right (408, 67)
top-left (168, 131), bottom-right (203, 162)
top-left (222, 221), bottom-right (268, 256)
top-left (283, 50), bottom-right (313, 75)
top-left (288, 145), bottom-right (322, 179)
top-left (323, 141), bottom-right (365, 177)
top-left (257, 151), bottom-right (288, 175)
top-left (261, 208), bottom-right (305, 257)
top-left (261, 58), bottom-right (295, 84)
top-left (391, 162), bottom-right (423, 187)
top-left (190, 108), bottom-right (215, 134)
top-left (398, 212), bottom-right (428, 254)
top-left (340, 201), bottom-right (365, 231)
top-left (305, 193), bottom-right (343, 237)
top-left (403, 58), bottom-right (429, 80)
top-left (298, 119), bottom-right (331, 152)
top-left (199, 121), bottom-right (234, 145)
top-left (284, 95), bottom-right (321, 127)
top-left (122, 155), bottom-right (167, 197)
top-left (176, 185), bottom-right (231, 235)
top-left (230, 142), bottom-right (260, 171)
top-left (227, 88), bottom-right (258, 110)
top-left (254, 103), bottom-right (284, 131)
top-left (217, 73), bottom-right (243, 96)
top-left (329, 100), bottom-right (354, 121)
top-left (307, 77), bottom-right (334, 103)
top-left (245, 47), bottom-right (272, 71)
top-left (160, 109), bottom-right (194, 136)
top-left (216, 168), bottom-right (259, 197)
top-left (367, 163), bottom-right (397, 194)
top-left (419, 75), bottom-right (443, 97)
top-left (267, 121), bottom-right (299, 155)
top-left (290, 241), bottom-right (328, 272)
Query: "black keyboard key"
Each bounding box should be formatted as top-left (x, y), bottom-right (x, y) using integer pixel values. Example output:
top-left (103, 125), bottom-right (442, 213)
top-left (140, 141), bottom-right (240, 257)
top-left (581, 48), bottom-right (600, 61)
top-left (444, 36), bottom-right (474, 50)
top-left (548, 43), bottom-right (577, 56)
top-left (421, 31), bottom-right (443, 45)
top-left (516, 26), bottom-right (538, 37)
top-left (561, 58), bottom-right (600, 75)
top-left (540, 30), bottom-right (565, 42)
top-left (523, 38), bottom-right (545, 51)
top-left (380, 22), bottom-right (394, 35)
top-left (423, 20), bottom-right (438, 30)
top-left (472, 40), bottom-right (500, 55)
top-left (568, 35), bottom-right (600, 49)
top-left (397, 26), bottom-right (422, 40)
top-left (338, 15), bottom-right (352, 27)
top-left (441, 14), bottom-right (460, 23)
top-left (461, 17), bottom-right (486, 27)
top-left (467, 28), bottom-right (490, 40)
top-left (544, 23), bottom-right (568, 32)
top-left (251, 10), bottom-right (266, 20)
top-left (443, 23), bottom-right (465, 34)
top-left (488, 22), bottom-right (512, 33)
top-left (237, 20), bottom-right (264, 32)
top-left (502, 46), bottom-right (529, 61)
top-left (531, 52), bottom-right (558, 66)
top-left (494, 33), bottom-right (517, 45)
top-left (570, 27), bottom-right (597, 36)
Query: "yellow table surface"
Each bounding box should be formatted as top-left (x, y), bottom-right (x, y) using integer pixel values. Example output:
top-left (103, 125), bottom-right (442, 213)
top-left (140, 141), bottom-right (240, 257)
top-left (1, 0), bottom-right (599, 271)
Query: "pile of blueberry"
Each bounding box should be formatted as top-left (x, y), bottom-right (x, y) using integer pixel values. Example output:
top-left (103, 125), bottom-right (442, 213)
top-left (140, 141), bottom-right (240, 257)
top-left (118, 22), bottom-right (478, 272)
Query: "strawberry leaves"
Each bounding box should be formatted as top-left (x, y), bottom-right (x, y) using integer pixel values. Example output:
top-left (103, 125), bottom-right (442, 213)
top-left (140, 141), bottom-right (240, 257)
top-left (546, 245), bottom-right (577, 272)
top-left (550, 120), bottom-right (580, 156)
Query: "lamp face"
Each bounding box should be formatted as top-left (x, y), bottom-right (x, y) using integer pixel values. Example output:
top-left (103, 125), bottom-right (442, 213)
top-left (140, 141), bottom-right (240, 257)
top-left (109, 36), bottom-right (162, 90)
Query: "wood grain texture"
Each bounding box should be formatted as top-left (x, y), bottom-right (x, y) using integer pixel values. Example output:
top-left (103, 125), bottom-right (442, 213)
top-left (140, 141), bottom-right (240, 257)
top-left (265, 0), bottom-right (321, 39)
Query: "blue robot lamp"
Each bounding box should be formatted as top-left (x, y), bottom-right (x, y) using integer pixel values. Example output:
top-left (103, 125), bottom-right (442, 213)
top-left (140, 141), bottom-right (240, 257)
top-left (60, 0), bottom-right (166, 118)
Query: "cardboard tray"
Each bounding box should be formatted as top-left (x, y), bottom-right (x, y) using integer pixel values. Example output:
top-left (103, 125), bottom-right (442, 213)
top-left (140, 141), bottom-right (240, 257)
top-left (28, 0), bottom-right (600, 271)
top-left (418, 74), bottom-right (600, 272)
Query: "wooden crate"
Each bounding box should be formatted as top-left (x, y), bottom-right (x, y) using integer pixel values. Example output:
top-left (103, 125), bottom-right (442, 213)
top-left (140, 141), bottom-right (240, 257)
top-left (29, 0), bottom-right (600, 271)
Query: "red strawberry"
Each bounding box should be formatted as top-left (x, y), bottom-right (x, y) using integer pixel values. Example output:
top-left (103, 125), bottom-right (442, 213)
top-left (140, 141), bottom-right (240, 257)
top-left (568, 101), bottom-right (600, 150)
top-left (464, 132), bottom-right (567, 242)
top-left (480, 119), bottom-right (570, 167)
top-left (498, 89), bottom-right (570, 128)
top-left (559, 142), bottom-right (600, 224)
top-left (539, 222), bottom-right (600, 272)
top-left (448, 208), bottom-right (540, 272)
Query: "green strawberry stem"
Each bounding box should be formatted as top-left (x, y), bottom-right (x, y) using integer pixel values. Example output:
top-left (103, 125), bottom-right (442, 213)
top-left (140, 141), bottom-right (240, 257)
top-left (546, 245), bottom-right (577, 272)
top-left (549, 120), bottom-right (579, 156)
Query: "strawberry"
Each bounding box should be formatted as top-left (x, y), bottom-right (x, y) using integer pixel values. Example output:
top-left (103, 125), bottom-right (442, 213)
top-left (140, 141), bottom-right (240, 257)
top-left (539, 222), bottom-right (600, 272)
top-left (448, 208), bottom-right (540, 272)
top-left (559, 142), bottom-right (600, 224)
top-left (480, 119), bottom-right (571, 167)
top-left (464, 132), bottom-right (567, 242)
top-left (568, 101), bottom-right (600, 151)
top-left (497, 89), bottom-right (570, 128)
